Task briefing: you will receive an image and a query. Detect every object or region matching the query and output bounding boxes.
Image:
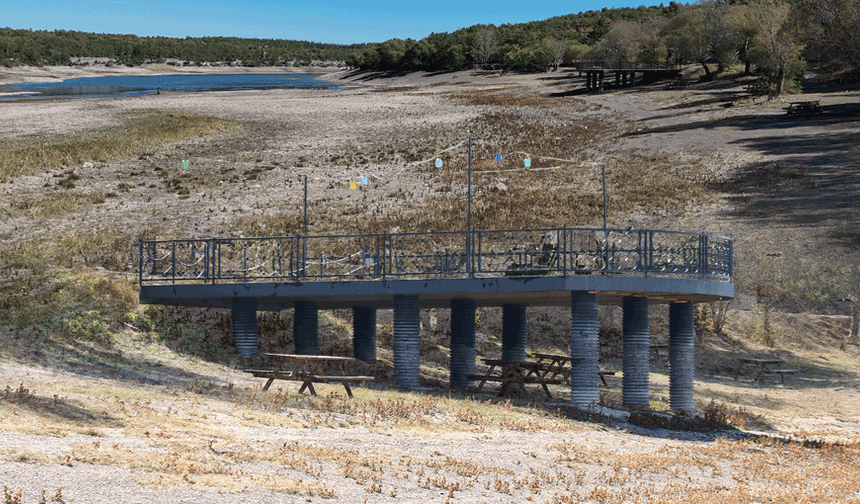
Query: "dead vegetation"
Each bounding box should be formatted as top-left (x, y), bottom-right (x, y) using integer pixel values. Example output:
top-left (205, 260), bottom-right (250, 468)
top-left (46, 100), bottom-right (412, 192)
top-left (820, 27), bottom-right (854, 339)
top-left (1, 67), bottom-right (860, 501)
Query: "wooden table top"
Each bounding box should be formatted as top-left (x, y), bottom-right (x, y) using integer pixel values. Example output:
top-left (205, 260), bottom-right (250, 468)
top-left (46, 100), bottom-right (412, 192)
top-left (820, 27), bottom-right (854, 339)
top-left (531, 352), bottom-right (571, 361)
top-left (739, 358), bottom-right (784, 365)
top-left (264, 353), bottom-right (357, 363)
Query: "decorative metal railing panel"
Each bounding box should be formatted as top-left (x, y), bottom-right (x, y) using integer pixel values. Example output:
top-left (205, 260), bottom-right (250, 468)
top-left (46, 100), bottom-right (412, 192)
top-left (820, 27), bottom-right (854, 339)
top-left (139, 228), bottom-right (732, 285)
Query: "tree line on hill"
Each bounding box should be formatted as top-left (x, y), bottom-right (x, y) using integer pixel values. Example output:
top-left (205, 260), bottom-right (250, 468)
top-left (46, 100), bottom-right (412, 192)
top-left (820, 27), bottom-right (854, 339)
top-left (0, 28), bottom-right (368, 67)
top-left (348, 0), bottom-right (859, 96)
top-left (2, 0), bottom-right (858, 96)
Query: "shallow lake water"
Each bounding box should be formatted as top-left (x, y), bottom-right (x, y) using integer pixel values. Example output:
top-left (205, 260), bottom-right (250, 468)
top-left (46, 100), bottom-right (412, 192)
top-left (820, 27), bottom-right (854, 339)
top-left (0, 73), bottom-right (338, 100)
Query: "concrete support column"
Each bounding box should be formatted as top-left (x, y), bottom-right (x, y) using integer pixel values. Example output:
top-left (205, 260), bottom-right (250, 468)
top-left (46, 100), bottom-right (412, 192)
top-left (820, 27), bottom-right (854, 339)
top-left (352, 306), bottom-right (377, 362)
top-left (630, 71), bottom-right (635, 86)
top-left (501, 303), bottom-right (527, 362)
top-left (293, 300), bottom-right (319, 355)
top-left (232, 298), bottom-right (258, 358)
top-left (570, 291), bottom-right (600, 407)
top-left (393, 294), bottom-right (421, 389)
top-left (449, 299), bottom-right (477, 390)
top-left (669, 302), bottom-right (696, 412)
top-left (622, 296), bottom-right (650, 407)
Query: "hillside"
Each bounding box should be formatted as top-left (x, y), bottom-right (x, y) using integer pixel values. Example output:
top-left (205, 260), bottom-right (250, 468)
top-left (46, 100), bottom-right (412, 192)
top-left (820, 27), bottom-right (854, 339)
top-left (1, 63), bottom-right (860, 502)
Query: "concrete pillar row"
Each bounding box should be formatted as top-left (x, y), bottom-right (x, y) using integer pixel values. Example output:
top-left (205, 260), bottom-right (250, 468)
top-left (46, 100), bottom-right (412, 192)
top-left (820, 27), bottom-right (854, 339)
top-left (232, 298), bottom-right (258, 358)
top-left (622, 296), bottom-right (650, 407)
top-left (449, 299), bottom-right (477, 390)
top-left (352, 306), bottom-right (377, 362)
top-left (570, 291), bottom-right (600, 407)
top-left (501, 303), bottom-right (527, 362)
top-left (393, 294), bottom-right (421, 390)
top-left (669, 302), bottom-right (696, 412)
top-left (293, 300), bottom-right (319, 355)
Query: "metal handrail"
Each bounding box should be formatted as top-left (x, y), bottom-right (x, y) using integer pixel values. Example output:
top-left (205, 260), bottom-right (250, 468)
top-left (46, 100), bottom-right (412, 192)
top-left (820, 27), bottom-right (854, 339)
top-left (138, 227), bottom-right (732, 285)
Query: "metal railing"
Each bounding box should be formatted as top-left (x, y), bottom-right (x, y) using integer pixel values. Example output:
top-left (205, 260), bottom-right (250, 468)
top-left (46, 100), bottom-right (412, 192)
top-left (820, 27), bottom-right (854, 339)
top-left (576, 61), bottom-right (681, 71)
top-left (139, 228), bottom-right (732, 285)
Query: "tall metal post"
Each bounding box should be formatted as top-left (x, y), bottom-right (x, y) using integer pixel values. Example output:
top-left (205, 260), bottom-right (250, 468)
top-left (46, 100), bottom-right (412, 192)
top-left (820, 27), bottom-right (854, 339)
top-left (602, 166), bottom-right (609, 270)
top-left (467, 136), bottom-right (473, 277)
top-left (302, 175), bottom-right (308, 279)
top-left (602, 165), bottom-right (608, 233)
top-left (303, 175), bottom-right (308, 235)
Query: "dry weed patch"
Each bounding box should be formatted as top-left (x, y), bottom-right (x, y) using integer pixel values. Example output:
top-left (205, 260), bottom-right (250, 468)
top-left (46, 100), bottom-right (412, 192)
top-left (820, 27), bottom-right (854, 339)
top-left (0, 110), bottom-right (237, 180)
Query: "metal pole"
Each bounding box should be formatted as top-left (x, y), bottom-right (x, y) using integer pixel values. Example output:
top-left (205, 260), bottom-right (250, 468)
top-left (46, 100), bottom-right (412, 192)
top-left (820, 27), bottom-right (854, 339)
top-left (302, 175), bottom-right (308, 280)
top-left (602, 165), bottom-right (609, 271)
top-left (467, 136), bottom-right (473, 278)
top-left (602, 165), bottom-right (608, 233)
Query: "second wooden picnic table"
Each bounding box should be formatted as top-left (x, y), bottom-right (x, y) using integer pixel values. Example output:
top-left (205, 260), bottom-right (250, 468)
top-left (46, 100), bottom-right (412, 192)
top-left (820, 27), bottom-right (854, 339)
top-left (735, 357), bottom-right (797, 383)
top-left (470, 359), bottom-right (564, 398)
top-left (531, 353), bottom-right (617, 386)
top-left (246, 353), bottom-right (374, 398)
top-left (469, 354), bottom-right (616, 399)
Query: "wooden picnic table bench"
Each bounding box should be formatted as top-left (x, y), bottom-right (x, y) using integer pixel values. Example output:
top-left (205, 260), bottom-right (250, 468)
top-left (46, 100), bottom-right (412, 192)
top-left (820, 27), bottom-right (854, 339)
top-left (786, 101), bottom-right (821, 116)
top-left (735, 357), bottom-right (797, 384)
top-left (246, 353), bottom-right (374, 398)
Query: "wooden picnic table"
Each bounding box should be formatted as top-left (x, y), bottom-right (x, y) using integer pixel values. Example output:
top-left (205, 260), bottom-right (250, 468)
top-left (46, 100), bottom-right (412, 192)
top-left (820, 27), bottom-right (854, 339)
top-left (531, 353), bottom-right (616, 385)
top-left (735, 357), bottom-right (797, 383)
top-left (786, 101), bottom-right (821, 116)
top-left (649, 343), bottom-right (670, 359)
top-left (469, 355), bottom-right (616, 398)
top-left (469, 359), bottom-right (563, 398)
top-left (246, 353), bottom-right (374, 398)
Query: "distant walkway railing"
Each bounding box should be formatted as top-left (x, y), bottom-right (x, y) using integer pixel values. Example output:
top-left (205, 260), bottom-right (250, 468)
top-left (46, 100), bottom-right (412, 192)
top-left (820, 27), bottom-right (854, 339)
top-left (139, 228), bottom-right (732, 285)
top-left (576, 61), bottom-right (681, 71)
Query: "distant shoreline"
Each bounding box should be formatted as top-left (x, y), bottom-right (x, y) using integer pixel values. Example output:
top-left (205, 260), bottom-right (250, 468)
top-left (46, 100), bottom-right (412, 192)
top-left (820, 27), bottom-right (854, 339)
top-left (0, 62), bottom-right (349, 86)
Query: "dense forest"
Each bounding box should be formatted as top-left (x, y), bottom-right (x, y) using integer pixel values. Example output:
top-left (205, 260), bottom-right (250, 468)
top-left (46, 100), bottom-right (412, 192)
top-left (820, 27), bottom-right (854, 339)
top-left (2, 0), bottom-right (858, 96)
top-left (0, 28), bottom-right (368, 67)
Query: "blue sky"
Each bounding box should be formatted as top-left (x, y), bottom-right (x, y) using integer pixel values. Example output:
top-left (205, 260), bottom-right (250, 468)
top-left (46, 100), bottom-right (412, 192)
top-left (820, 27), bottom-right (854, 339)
top-left (3, 0), bottom-right (669, 45)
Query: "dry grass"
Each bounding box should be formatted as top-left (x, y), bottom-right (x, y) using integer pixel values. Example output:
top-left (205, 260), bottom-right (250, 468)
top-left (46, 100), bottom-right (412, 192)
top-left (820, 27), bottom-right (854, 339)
top-left (2, 343), bottom-right (859, 503)
top-left (0, 110), bottom-right (236, 180)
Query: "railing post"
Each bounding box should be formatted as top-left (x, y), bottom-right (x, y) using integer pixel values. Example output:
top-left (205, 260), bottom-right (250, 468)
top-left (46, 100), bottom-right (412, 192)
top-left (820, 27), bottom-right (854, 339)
top-left (203, 240), bottom-right (209, 281)
top-left (648, 231), bottom-right (654, 273)
top-left (217, 239), bottom-right (222, 282)
top-left (728, 239), bottom-right (734, 278)
top-left (375, 233), bottom-right (381, 277)
top-left (289, 237), bottom-right (295, 279)
top-left (382, 231), bottom-right (391, 280)
top-left (210, 238), bottom-right (217, 284)
top-left (301, 235), bottom-right (307, 281)
top-left (150, 241), bottom-right (158, 276)
top-left (171, 241), bottom-right (176, 282)
top-left (467, 230), bottom-right (474, 279)
top-left (603, 229), bottom-right (610, 272)
top-left (242, 240), bottom-right (248, 282)
top-left (562, 227), bottom-right (567, 276)
top-left (139, 241), bottom-right (144, 285)
top-left (477, 231), bottom-right (482, 275)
